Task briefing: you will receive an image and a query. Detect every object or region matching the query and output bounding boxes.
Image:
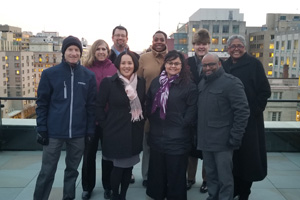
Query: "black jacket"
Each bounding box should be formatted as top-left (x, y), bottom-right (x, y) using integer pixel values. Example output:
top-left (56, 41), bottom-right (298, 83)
top-left (223, 53), bottom-right (271, 181)
top-left (146, 77), bottom-right (198, 155)
top-left (96, 73), bottom-right (146, 159)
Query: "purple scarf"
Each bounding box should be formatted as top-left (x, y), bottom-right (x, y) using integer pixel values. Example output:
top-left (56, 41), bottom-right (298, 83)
top-left (151, 70), bottom-right (179, 119)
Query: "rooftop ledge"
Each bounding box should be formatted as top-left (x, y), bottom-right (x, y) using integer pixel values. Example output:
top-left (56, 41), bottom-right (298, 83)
top-left (1, 118), bottom-right (300, 129)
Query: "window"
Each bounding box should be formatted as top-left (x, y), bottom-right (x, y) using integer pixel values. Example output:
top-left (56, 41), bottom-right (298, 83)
top-left (280, 57), bottom-right (284, 65)
top-left (294, 40), bottom-right (298, 50)
top-left (293, 58), bottom-right (297, 67)
top-left (15, 77), bottom-right (21, 82)
top-left (212, 37), bottom-right (219, 44)
top-left (222, 25), bottom-right (229, 33)
top-left (293, 16), bottom-right (300, 21)
top-left (192, 24), bottom-right (200, 32)
top-left (276, 41), bottom-right (279, 50)
top-left (269, 43), bottom-right (274, 49)
top-left (271, 35), bottom-right (275, 40)
top-left (279, 16), bottom-right (286, 20)
top-left (213, 25), bottom-right (219, 33)
top-left (2, 57), bottom-right (5, 61)
top-left (287, 40), bottom-right (291, 50)
top-left (273, 92), bottom-right (283, 100)
top-left (232, 25), bottom-right (239, 34)
top-left (15, 70), bottom-right (20, 75)
top-left (203, 24), bottom-right (209, 31)
top-left (250, 36), bottom-right (254, 42)
top-left (269, 53), bottom-right (274, 58)
top-left (267, 71), bottom-right (272, 76)
top-left (281, 41), bottom-right (285, 50)
top-left (14, 56), bottom-right (19, 61)
top-left (222, 37), bottom-right (228, 44)
top-left (14, 63), bottom-right (20, 67)
top-left (269, 112), bottom-right (281, 121)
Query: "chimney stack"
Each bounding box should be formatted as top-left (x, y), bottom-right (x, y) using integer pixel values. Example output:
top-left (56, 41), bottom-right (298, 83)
top-left (283, 64), bottom-right (289, 78)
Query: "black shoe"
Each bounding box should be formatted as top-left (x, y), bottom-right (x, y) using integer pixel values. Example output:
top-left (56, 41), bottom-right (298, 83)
top-left (130, 174), bottom-right (135, 184)
top-left (104, 189), bottom-right (112, 199)
top-left (186, 180), bottom-right (195, 190)
top-left (142, 180), bottom-right (147, 187)
top-left (200, 181), bottom-right (208, 193)
top-left (82, 191), bottom-right (91, 199)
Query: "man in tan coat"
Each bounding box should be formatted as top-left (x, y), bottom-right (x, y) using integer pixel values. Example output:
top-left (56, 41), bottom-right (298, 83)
top-left (137, 30), bottom-right (168, 187)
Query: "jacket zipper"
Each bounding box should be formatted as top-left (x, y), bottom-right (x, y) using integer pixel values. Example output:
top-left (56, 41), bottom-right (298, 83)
top-left (68, 67), bottom-right (74, 138)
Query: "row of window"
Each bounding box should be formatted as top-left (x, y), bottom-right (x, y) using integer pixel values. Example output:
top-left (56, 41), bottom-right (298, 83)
top-left (274, 56), bottom-right (299, 67)
top-left (1, 56), bottom-right (33, 61)
top-left (192, 24), bottom-right (240, 34)
top-left (275, 40), bottom-right (299, 50)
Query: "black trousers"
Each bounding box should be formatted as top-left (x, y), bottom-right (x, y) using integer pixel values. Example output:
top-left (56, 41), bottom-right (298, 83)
top-left (81, 126), bottom-right (113, 192)
top-left (234, 176), bottom-right (253, 200)
top-left (146, 149), bottom-right (188, 200)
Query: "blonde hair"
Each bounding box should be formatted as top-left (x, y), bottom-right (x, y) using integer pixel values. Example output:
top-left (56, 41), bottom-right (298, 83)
top-left (84, 39), bottom-right (110, 67)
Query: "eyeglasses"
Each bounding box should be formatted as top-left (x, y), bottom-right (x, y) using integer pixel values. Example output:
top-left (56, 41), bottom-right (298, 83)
top-left (228, 44), bottom-right (245, 50)
top-left (166, 61), bottom-right (182, 67)
top-left (114, 34), bottom-right (126, 38)
top-left (202, 62), bottom-right (217, 68)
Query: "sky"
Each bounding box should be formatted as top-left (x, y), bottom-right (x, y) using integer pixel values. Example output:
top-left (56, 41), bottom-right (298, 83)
top-left (1, 0), bottom-right (300, 52)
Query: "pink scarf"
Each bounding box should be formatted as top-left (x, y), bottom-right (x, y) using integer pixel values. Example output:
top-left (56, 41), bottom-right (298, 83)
top-left (118, 71), bottom-right (144, 122)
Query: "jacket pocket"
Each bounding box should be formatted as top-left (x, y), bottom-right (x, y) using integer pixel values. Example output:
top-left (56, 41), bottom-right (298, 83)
top-left (208, 120), bottom-right (230, 127)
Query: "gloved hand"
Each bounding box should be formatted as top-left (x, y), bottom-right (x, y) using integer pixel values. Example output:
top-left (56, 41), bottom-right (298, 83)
top-left (37, 132), bottom-right (49, 145)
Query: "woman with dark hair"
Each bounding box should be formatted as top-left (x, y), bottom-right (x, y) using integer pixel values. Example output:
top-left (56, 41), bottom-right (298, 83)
top-left (96, 51), bottom-right (145, 200)
top-left (146, 50), bottom-right (198, 200)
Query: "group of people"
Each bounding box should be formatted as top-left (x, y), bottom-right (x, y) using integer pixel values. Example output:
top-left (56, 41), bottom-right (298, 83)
top-left (33, 25), bottom-right (271, 200)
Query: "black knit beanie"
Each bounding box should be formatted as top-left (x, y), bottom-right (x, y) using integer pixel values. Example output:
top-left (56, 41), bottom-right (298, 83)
top-left (62, 36), bottom-right (83, 57)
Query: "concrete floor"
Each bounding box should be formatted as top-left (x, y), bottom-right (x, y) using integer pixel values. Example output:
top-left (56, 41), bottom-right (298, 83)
top-left (0, 151), bottom-right (300, 200)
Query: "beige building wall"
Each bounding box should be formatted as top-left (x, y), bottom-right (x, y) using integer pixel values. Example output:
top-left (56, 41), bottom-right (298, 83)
top-left (186, 9), bottom-right (246, 54)
top-left (264, 78), bottom-right (299, 121)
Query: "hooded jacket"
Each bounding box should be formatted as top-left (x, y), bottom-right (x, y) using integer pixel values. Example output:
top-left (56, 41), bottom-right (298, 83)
top-left (36, 60), bottom-right (97, 138)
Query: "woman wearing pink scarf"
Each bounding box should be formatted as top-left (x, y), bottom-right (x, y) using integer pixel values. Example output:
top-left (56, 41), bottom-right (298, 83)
top-left (96, 51), bottom-right (145, 200)
top-left (146, 50), bottom-right (198, 200)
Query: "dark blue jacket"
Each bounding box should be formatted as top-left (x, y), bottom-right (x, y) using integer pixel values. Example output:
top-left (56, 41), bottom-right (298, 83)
top-left (36, 61), bottom-right (97, 138)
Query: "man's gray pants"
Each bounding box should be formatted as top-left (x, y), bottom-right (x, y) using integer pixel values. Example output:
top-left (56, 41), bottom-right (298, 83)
top-left (33, 137), bottom-right (85, 200)
top-left (203, 150), bottom-right (234, 200)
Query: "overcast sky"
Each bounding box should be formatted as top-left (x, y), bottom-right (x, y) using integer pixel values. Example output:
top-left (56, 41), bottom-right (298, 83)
top-left (1, 0), bottom-right (299, 51)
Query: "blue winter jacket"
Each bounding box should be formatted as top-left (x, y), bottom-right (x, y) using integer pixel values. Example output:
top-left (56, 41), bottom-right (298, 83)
top-left (36, 61), bottom-right (97, 138)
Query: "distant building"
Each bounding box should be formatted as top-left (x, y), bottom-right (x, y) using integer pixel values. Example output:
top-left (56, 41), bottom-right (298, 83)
top-left (272, 30), bottom-right (300, 78)
top-left (172, 8), bottom-right (246, 57)
top-left (265, 78), bottom-right (299, 121)
top-left (248, 13), bottom-right (300, 76)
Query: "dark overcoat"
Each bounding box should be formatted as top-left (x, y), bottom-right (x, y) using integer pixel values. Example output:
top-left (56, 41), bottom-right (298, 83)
top-left (96, 73), bottom-right (145, 159)
top-left (146, 77), bottom-right (198, 155)
top-left (223, 53), bottom-right (271, 181)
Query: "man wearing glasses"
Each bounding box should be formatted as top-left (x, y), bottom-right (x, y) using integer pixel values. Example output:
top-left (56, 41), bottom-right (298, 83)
top-left (197, 53), bottom-right (250, 200)
top-left (109, 25), bottom-right (139, 63)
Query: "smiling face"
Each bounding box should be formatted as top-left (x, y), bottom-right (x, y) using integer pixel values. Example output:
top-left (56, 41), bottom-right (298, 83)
top-left (64, 45), bottom-right (81, 64)
top-left (165, 57), bottom-right (182, 78)
top-left (194, 42), bottom-right (210, 59)
top-left (112, 28), bottom-right (128, 49)
top-left (227, 38), bottom-right (246, 62)
top-left (202, 54), bottom-right (221, 76)
top-left (119, 54), bottom-right (134, 79)
top-left (152, 33), bottom-right (167, 52)
top-left (95, 44), bottom-right (108, 61)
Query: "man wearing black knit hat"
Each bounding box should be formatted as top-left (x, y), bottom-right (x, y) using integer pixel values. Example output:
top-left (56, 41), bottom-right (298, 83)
top-left (34, 35), bottom-right (97, 200)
